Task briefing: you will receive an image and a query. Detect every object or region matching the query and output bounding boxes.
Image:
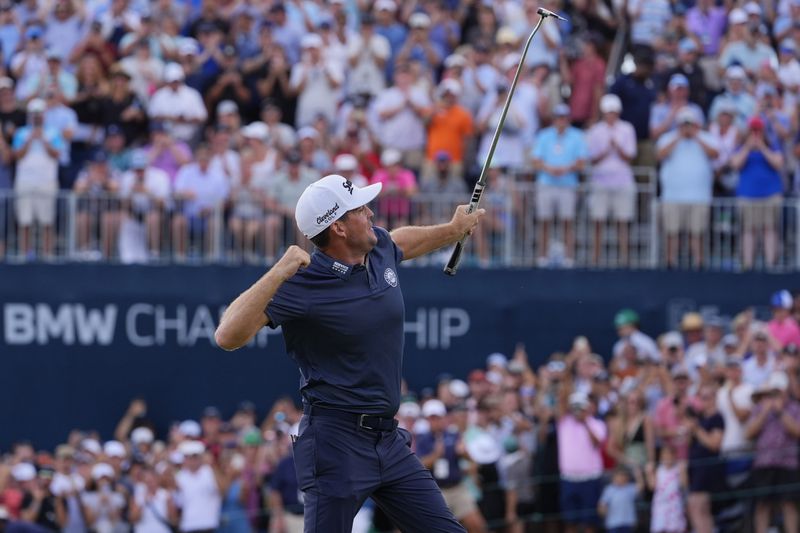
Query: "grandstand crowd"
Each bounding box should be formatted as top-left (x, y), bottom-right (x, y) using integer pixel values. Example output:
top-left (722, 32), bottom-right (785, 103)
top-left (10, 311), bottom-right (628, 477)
top-left (4, 289), bottom-right (800, 533)
top-left (0, 0), bottom-right (796, 267)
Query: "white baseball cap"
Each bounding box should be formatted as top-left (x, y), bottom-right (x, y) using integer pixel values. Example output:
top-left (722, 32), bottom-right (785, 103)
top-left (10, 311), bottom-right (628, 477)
top-left (334, 153), bottom-right (358, 171)
top-left (599, 94), bottom-right (622, 114)
top-left (81, 438), bottom-right (102, 455)
top-left (301, 33), bottom-right (323, 49)
top-left (444, 54), bottom-right (466, 68)
top-left (295, 174), bottom-right (382, 239)
top-left (568, 391), bottom-right (590, 409)
top-left (728, 7), bottom-right (747, 25)
top-left (398, 401), bottom-right (421, 418)
top-left (374, 0), bottom-right (397, 11)
top-left (449, 379), bottom-right (470, 398)
top-left (91, 463), bottom-right (115, 480)
top-left (164, 62), bottom-right (185, 82)
top-left (103, 441), bottom-right (127, 458)
top-left (242, 121), bottom-right (269, 141)
top-left (178, 440), bottom-right (206, 456)
top-left (380, 148), bottom-right (402, 166)
top-left (178, 419), bottom-right (202, 438)
top-left (408, 12), bottom-right (431, 28)
top-left (438, 78), bottom-right (461, 96)
top-left (131, 427), bottom-right (154, 445)
top-left (27, 98), bottom-right (46, 113)
top-left (12, 463), bottom-right (36, 482)
top-left (421, 399), bottom-right (447, 418)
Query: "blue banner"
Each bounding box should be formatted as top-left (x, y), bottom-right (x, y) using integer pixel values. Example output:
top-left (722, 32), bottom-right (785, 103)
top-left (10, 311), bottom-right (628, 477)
top-left (1, 264), bottom-right (795, 449)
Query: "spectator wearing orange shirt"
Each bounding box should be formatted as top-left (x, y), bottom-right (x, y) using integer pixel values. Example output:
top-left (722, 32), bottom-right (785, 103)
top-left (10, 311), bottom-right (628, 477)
top-left (423, 79), bottom-right (473, 186)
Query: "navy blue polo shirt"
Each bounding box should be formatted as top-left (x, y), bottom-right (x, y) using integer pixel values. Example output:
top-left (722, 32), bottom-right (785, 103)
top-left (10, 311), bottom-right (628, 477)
top-left (265, 227), bottom-right (405, 417)
top-left (609, 73), bottom-right (656, 141)
top-left (415, 430), bottom-right (463, 487)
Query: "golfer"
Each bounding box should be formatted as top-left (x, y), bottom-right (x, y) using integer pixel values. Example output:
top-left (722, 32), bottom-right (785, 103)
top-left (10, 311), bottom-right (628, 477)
top-left (215, 174), bottom-right (484, 532)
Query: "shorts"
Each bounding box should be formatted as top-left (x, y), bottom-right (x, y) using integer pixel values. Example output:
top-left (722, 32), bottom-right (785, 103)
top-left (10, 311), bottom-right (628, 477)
top-left (661, 203), bottom-right (709, 235)
top-left (739, 195), bottom-right (781, 231)
top-left (15, 190), bottom-right (57, 226)
top-left (748, 467), bottom-right (800, 502)
top-left (441, 481), bottom-right (478, 520)
top-left (536, 185), bottom-right (577, 221)
top-left (588, 185), bottom-right (636, 222)
top-left (559, 476), bottom-right (603, 525)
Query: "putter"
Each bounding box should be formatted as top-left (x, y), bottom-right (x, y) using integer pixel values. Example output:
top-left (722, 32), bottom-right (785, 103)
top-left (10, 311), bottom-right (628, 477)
top-left (443, 8), bottom-right (566, 276)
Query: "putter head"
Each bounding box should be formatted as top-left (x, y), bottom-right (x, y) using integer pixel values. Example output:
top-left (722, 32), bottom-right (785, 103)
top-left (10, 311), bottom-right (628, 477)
top-left (536, 7), bottom-right (567, 21)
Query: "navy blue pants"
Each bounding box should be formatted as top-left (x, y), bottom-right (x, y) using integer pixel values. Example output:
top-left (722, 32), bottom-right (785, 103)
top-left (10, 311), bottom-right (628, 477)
top-left (292, 414), bottom-right (465, 533)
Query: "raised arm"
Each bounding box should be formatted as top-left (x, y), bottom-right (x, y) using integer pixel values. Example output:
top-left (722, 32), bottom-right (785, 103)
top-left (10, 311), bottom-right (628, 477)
top-left (215, 246), bottom-right (310, 350)
top-left (390, 205), bottom-right (484, 261)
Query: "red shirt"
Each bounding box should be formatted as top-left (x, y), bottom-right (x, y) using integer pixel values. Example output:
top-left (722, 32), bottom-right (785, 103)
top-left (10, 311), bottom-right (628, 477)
top-left (569, 56), bottom-right (606, 123)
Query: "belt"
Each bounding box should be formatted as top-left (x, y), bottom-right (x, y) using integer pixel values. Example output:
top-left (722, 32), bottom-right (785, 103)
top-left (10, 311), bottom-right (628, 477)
top-left (304, 405), bottom-right (398, 432)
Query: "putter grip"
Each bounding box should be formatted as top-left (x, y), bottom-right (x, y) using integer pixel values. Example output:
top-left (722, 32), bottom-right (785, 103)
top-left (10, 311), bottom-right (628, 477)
top-left (444, 239), bottom-right (466, 276)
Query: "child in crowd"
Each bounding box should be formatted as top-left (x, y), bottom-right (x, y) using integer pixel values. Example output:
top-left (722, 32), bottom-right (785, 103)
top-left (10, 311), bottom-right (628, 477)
top-left (647, 445), bottom-right (687, 533)
top-left (598, 466), bottom-right (642, 533)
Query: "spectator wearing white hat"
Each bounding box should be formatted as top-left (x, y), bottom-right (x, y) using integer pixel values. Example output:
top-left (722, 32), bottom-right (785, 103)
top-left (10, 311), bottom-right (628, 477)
top-left (586, 94), bottom-right (637, 267)
top-left (82, 463), bottom-right (127, 533)
top-left (416, 399), bottom-right (487, 533)
top-left (718, 9), bottom-right (777, 77)
top-left (296, 126), bottom-right (332, 173)
top-left (333, 153), bottom-right (367, 187)
top-left (371, 148), bottom-right (418, 229)
top-left (708, 66), bottom-right (756, 126)
top-left (708, 100), bottom-right (741, 195)
top-left (174, 440), bottom-right (224, 533)
top-left (656, 106), bottom-right (718, 269)
top-left (12, 97), bottom-right (64, 259)
top-left (742, 328), bottom-right (778, 389)
top-left (345, 13), bottom-right (390, 98)
top-left (290, 33), bottom-right (343, 128)
top-left (259, 101), bottom-right (296, 152)
top-left (716, 358), bottom-right (753, 485)
top-left (777, 40), bottom-right (800, 93)
top-left (372, 62), bottom-right (432, 172)
top-left (148, 63), bottom-right (207, 143)
top-left (556, 389), bottom-right (607, 533)
top-left (424, 79), bottom-right (472, 185)
top-left (745, 371), bottom-right (800, 533)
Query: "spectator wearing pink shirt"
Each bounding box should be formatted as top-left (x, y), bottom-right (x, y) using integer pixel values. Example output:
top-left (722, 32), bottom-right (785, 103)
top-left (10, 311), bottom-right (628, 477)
top-left (586, 94), bottom-right (637, 267)
top-left (767, 290), bottom-right (800, 350)
top-left (370, 148), bottom-right (418, 229)
top-left (557, 390), bottom-right (607, 533)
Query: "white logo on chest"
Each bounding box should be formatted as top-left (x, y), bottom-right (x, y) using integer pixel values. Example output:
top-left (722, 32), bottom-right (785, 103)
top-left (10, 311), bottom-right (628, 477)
top-left (384, 268), bottom-right (398, 287)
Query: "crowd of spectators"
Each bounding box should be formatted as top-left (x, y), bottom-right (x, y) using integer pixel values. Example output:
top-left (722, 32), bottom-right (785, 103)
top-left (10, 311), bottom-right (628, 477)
top-left (0, 0), bottom-right (797, 267)
top-left (5, 289), bottom-right (800, 533)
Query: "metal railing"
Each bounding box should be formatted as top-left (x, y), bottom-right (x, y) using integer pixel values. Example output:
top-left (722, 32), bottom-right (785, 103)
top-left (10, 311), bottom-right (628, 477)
top-left (1, 169), bottom-right (799, 272)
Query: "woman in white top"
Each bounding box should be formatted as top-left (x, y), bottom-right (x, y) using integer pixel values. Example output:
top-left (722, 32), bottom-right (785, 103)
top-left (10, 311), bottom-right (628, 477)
top-left (129, 468), bottom-right (177, 533)
top-left (708, 102), bottom-right (741, 195)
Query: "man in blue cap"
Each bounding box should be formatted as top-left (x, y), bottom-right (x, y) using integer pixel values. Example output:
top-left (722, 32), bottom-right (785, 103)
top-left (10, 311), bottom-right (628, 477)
top-left (215, 174), bottom-right (483, 532)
